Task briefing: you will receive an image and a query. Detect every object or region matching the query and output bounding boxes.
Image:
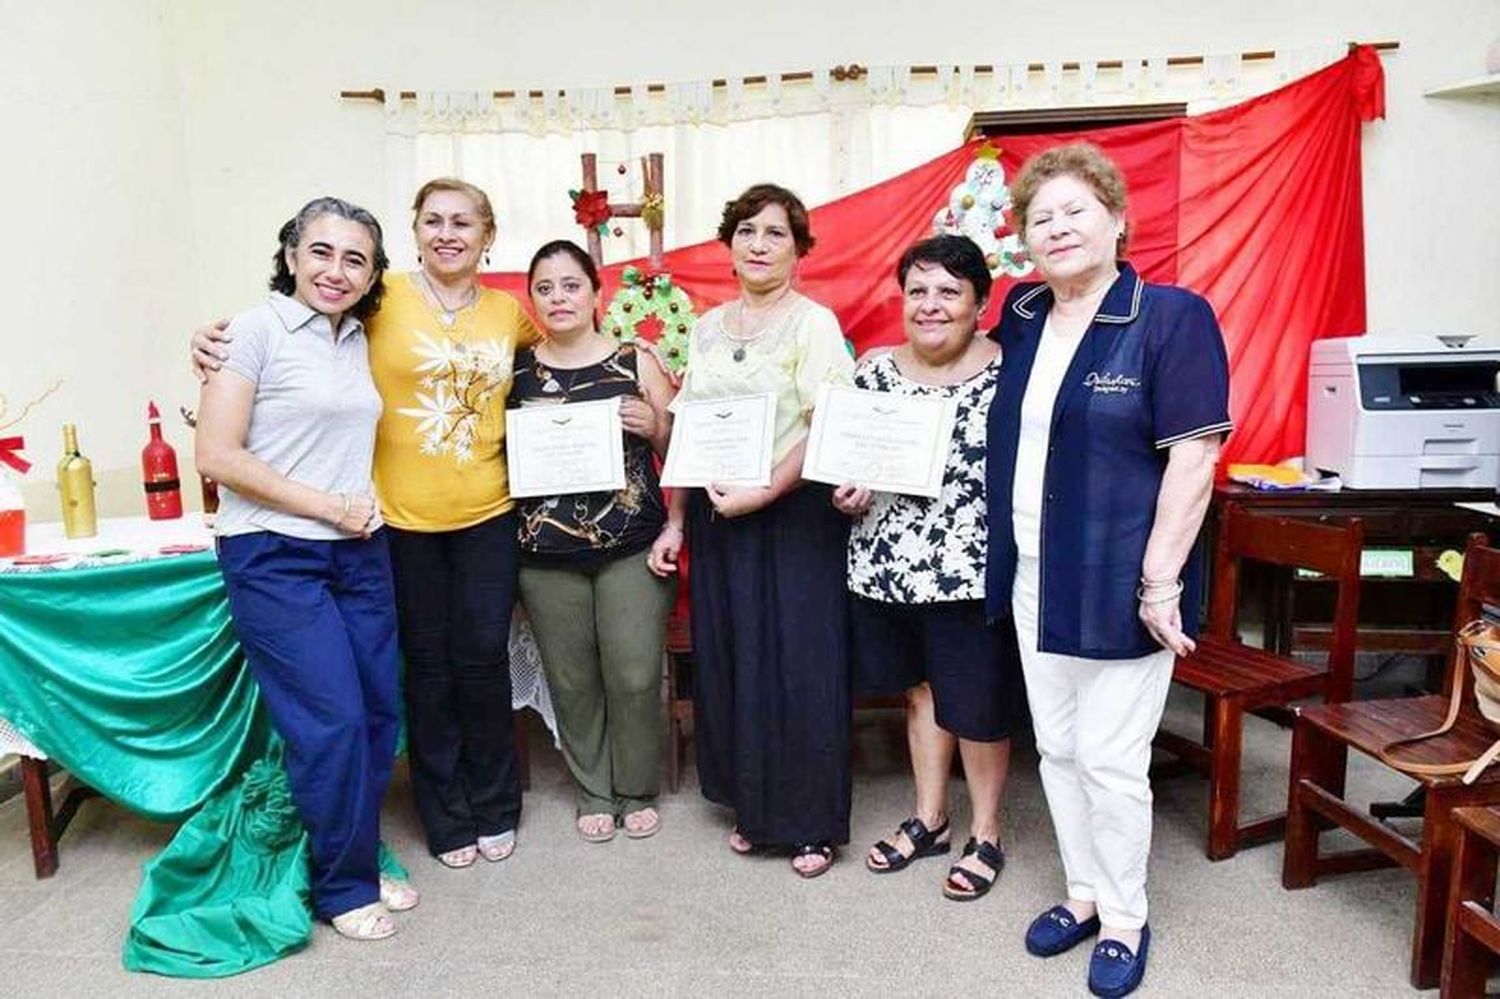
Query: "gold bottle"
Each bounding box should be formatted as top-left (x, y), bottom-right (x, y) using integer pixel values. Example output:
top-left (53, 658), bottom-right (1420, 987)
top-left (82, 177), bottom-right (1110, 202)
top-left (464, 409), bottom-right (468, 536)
top-left (58, 423), bottom-right (98, 539)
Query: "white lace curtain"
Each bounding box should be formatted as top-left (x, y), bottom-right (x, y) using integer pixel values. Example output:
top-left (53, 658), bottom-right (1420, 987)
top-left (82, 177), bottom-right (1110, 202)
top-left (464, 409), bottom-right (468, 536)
top-left (377, 43), bottom-right (1348, 272)
top-left (383, 105), bottom-right (972, 272)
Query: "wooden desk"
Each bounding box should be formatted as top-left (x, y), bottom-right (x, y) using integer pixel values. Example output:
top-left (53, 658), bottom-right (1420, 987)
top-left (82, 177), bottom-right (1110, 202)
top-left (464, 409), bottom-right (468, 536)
top-left (1212, 486), bottom-right (1498, 677)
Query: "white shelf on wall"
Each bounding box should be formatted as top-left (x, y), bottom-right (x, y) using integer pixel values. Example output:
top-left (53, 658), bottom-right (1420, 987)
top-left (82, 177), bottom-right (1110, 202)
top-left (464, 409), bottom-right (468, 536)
top-left (1424, 72), bottom-right (1500, 99)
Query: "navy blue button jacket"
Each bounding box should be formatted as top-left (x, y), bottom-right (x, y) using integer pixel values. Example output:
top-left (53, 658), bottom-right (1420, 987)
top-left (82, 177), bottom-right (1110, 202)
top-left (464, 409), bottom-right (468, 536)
top-left (984, 264), bottom-right (1233, 659)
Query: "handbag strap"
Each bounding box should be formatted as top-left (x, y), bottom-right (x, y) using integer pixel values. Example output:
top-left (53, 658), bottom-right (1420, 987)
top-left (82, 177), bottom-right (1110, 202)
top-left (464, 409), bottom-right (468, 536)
top-left (1376, 621), bottom-right (1500, 784)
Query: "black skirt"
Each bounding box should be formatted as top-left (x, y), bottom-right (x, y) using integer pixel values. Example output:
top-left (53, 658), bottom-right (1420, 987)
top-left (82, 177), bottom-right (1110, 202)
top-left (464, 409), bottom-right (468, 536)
top-left (687, 484), bottom-right (851, 846)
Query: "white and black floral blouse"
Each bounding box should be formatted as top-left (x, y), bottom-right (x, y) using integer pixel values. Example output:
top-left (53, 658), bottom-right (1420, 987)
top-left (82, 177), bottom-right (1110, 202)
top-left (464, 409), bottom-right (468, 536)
top-left (846, 350), bottom-right (999, 604)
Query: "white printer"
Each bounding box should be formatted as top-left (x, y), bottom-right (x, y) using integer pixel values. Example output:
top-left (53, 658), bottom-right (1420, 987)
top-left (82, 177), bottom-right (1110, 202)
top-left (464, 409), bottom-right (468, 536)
top-left (1306, 334), bottom-right (1500, 489)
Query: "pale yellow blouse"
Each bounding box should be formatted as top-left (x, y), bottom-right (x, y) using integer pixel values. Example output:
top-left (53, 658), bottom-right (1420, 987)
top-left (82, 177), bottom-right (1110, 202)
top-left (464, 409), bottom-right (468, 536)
top-left (671, 296), bottom-right (854, 465)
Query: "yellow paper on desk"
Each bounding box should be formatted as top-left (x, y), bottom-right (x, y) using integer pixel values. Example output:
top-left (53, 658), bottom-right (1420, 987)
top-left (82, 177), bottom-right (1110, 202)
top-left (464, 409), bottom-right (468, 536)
top-left (1227, 463), bottom-right (1314, 489)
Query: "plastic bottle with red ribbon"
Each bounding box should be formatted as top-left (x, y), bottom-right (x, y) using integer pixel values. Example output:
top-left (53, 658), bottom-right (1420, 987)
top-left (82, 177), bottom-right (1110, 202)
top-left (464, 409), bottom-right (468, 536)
top-left (0, 436), bottom-right (30, 557)
top-left (142, 401), bottom-right (183, 520)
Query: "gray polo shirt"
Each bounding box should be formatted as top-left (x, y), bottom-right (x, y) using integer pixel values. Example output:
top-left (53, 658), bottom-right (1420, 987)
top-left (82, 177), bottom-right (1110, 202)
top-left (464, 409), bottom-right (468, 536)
top-left (214, 293), bottom-right (383, 541)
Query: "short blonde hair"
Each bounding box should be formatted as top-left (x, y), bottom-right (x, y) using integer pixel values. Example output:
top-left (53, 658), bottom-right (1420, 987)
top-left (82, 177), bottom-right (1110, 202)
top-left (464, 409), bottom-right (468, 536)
top-left (1010, 143), bottom-right (1130, 258)
top-left (410, 177), bottom-right (497, 241)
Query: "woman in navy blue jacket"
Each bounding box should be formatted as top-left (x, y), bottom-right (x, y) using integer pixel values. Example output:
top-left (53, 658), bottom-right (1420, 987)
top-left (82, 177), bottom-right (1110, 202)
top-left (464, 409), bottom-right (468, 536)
top-left (985, 144), bottom-right (1231, 998)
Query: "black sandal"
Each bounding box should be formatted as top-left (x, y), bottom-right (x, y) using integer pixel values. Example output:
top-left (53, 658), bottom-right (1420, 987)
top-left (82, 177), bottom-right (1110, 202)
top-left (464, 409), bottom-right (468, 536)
top-left (791, 842), bottom-right (835, 879)
top-left (942, 838), bottom-right (1005, 901)
top-left (866, 816), bottom-right (952, 874)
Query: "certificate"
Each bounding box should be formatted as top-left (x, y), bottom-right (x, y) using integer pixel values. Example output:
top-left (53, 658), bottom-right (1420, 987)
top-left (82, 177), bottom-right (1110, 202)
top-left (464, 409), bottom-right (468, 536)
top-left (505, 398), bottom-right (627, 498)
top-left (802, 383), bottom-right (957, 498)
top-left (660, 392), bottom-right (777, 488)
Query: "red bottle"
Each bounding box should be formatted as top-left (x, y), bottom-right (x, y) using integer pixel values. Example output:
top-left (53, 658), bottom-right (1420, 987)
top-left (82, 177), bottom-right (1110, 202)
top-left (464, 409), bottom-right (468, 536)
top-left (142, 401), bottom-right (183, 520)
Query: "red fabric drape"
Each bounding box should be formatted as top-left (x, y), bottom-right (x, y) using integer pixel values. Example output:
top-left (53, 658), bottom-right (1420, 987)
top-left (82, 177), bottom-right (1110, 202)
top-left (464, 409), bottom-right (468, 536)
top-left (1177, 47), bottom-right (1382, 462)
top-left (483, 48), bottom-right (1384, 463)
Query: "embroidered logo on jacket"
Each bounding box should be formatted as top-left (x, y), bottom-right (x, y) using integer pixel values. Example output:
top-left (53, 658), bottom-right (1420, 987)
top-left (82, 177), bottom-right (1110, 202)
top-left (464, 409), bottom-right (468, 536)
top-left (1084, 371), bottom-right (1141, 394)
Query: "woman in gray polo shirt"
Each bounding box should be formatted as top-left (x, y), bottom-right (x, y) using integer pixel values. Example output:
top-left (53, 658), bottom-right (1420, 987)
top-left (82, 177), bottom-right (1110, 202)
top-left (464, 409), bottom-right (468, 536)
top-left (196, 196), bottom-right (418, 942)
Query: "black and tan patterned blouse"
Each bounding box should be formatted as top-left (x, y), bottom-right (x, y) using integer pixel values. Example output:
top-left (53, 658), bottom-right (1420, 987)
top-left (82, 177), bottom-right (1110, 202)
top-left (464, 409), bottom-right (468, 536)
top-left (507, 343), bottom-right (666, 568)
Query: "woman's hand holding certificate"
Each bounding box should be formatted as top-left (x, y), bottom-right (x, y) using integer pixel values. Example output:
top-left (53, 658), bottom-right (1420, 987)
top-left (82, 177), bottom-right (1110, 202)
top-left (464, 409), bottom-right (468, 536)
top-left (803, 384), bottom-right (956, 498)
top-left (505, 398), bottom-right (628, 498)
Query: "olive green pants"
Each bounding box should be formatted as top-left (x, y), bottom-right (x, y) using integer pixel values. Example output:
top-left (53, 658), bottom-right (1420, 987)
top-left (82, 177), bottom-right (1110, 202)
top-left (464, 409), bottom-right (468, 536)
top-left (519, 553), bottom-right (676, 815)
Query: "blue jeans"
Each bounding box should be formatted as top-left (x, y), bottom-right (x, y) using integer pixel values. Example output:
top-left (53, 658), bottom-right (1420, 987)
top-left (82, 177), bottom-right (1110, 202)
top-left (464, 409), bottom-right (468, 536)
top-left (217, 530), bottom-right (400, 920)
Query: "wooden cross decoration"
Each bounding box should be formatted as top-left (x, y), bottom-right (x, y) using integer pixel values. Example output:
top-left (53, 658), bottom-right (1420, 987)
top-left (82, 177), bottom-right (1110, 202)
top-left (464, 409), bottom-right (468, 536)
top-left (575, 152), bottom-right (665, 269)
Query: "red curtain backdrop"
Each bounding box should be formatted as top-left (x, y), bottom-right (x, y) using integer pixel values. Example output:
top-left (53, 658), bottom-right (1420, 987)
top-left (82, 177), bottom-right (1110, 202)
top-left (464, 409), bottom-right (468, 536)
top-left (483, 48), bottom-right (1385, 464)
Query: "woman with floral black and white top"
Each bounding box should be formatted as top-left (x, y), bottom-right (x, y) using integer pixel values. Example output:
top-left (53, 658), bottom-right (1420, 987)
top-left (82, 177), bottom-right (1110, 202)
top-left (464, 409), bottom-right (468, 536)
top-left (834, 235), bottom-right (1021, 902)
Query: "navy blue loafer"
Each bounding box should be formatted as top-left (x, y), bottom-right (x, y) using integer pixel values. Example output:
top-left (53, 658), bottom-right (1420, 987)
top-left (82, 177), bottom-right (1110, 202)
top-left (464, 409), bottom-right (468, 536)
top-left (1087, 923), bottom-right (1151, 998)
top-left (1024, 905), bottom-right (1102, 957)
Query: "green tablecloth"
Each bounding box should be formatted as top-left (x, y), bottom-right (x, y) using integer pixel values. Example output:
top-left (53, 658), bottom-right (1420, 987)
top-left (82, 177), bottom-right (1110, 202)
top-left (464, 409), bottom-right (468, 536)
top-left (0, 551), bottom-right (402, 977)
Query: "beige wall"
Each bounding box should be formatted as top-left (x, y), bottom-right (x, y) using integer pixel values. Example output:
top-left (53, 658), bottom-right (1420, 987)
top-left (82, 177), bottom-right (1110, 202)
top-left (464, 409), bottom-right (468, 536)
top-left (5, 0), bottom-right (1499, 515)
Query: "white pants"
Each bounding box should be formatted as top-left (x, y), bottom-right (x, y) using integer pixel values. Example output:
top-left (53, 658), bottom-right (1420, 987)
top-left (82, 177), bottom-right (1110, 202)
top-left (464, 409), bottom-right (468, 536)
top-left (1012, 555), bottom-right (1173, 930)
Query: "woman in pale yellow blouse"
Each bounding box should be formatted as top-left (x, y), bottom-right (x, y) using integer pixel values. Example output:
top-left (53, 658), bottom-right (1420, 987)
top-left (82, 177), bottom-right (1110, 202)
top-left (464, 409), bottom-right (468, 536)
top-left (648, 183), bottom-right (855, 878)
top-left (195, 178), bottom-right (539, 871)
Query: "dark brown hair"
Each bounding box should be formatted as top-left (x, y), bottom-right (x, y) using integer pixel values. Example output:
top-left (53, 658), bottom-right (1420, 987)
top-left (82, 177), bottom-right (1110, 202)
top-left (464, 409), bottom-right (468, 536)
top-left (896, 235), bottom-right (992, 305)
top-left (269, 196), bottom-right (388, 322)
top-left (716, 183), bottom-right (815, 256)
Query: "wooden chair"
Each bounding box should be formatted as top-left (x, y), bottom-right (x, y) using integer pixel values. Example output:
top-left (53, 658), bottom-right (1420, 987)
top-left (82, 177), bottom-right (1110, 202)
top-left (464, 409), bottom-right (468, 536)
top-left (1442, 806), bottom-right (1500, 997)
top-left (1155, 502), bottom-right (1364, 860)
top-left (1282, 535), bottom-right (1500, 990)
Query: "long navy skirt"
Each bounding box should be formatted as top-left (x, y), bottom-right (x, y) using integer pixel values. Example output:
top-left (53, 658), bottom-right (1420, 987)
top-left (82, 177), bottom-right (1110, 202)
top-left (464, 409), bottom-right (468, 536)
top-left (687, 484), bottom-right (852, 846)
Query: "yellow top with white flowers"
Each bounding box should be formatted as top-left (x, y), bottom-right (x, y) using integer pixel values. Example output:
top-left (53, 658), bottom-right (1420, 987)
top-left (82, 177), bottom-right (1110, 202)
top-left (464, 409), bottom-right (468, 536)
top-left (368, 274), bottom-right (540, 530)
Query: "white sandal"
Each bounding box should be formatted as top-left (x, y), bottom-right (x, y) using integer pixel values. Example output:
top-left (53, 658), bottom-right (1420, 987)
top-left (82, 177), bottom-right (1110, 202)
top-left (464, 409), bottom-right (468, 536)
top-left (331, 901), bottom-right (396, 941)
top-left (437, 845), bottom-right (477, 868)
top-left (623, 807), bottom-right (661, 839)
top-left (476, 830), bottom-right (515, 862)
top-left (379, 876), bottom-right (420, 912)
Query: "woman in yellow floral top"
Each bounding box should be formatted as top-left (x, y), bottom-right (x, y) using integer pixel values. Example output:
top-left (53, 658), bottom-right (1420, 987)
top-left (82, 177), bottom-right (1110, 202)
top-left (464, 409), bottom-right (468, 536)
top-left (196, 178), bottom-right (539, 871)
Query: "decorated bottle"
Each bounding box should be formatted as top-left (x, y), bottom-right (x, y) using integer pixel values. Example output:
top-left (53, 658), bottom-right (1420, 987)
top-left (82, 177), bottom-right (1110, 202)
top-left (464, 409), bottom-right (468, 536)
top-left (57, 423), bottom-right (97, 539)
top-left (0, 472), bottom-right (24, 557)
top-left (141, 401), bottom-right (183, 520)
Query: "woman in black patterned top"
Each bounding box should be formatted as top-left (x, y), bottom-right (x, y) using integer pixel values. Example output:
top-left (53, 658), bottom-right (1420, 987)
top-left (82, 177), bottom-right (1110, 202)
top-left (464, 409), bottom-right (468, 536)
top-left (508, 240), bottom-right (677, 843)
top-left (834, 235), bottom-right (1021, 901)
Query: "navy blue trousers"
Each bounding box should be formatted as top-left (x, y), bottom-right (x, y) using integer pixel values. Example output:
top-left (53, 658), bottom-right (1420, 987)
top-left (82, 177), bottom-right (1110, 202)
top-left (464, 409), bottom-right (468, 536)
top-left (217, 530), bottom-right (400, 920)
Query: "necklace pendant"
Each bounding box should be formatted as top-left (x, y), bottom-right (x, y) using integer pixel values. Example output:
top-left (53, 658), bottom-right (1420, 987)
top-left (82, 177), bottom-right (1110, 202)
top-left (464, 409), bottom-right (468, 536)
top-left (732, 346), bottom-right (746, 363)
top-left (542, 377), bottom-right (561, 393)
top-left (438, 310), bottom-right (457, 328)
